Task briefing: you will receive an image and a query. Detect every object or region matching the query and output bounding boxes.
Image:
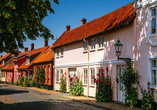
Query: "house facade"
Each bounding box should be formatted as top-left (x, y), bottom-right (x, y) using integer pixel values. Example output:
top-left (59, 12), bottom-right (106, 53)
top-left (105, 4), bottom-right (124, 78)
top-left (52, 0), bottom-right (157, 104)
top-left (33, 45), bottom-right (54, 90)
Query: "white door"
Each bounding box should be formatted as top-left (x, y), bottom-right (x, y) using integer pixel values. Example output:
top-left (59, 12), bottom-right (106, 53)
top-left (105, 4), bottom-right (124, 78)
top-left (70, 68), bottom-right (76, 77)
top-left (118, 66), bottom-right (125, 102)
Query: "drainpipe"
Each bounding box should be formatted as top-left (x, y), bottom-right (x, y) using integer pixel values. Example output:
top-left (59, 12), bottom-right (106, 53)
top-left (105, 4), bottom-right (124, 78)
top-left (134, 18), bottom-right (137, 71)
top-left (87, 39), bottom-right (90, 97)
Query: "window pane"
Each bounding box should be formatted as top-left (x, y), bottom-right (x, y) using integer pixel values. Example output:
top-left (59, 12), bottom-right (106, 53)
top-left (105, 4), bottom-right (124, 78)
top-left (84, 69), bottom-right (87, 84)
top-left (84, 42), bottom-right (88, 51)
top-left (152, 60), bottom-right (156, 67)
top-left (91, 39), bottom-right (95, 50)
top-left (152, 8), bottom-right (156, 16)
top-left (61, 48), bottom-right (63, 56)
top-left (57, 50), bottom-right (59, 56)
top-left (152, 70), bottom-right (156, 85)
top-left (152, 18), bottom-right (156, 33)
top-left (91, 69), bottom-right (95, 85)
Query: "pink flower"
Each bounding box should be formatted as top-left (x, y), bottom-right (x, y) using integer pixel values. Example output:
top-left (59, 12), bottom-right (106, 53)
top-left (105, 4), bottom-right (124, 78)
top-left (65, 77), bottom-right (67, 79)
top-left (106, 67), bottom-right (109, 73)
top-left (116, 79), bottom-right (119, 83)
top-left (148, 82), bottom-right (150, 86)
top-left (63, 80), bottom-right (64, 82)
top-left (63, 75), bottom-right (64, 77)
top-left (64, 72), bottom-right (66, 75)
top-left (69, 75), bottom-right (70, 78)
top-left (144, 90), bottom-right (146, 93)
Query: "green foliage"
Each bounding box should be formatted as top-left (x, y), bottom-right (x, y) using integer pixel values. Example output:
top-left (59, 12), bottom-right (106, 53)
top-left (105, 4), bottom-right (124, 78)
top-left (69, 75), bottom-right (84, 96)
top-left (19, 77), bottom-right (24, 86)
top-left (35, 66), bottom-right (44, 88)
top-left (14, 80), bottom-right (19, 86)
top-left (30, 79), bottom-right (35, 87)
top-left (140, 83), bottom-right (154, 110)
top-left (40, 86), bottom-right (44, 89)
top-left (60, 72), bottom-right (67, 93)
top-left (94, 68), bottom-right (112, 102)
top-left (117, 66), bottom-right (140, 108)
top-left (0, 0), bottom-right (59, 55)
top-left (24, 76), bottom-right (29, 87)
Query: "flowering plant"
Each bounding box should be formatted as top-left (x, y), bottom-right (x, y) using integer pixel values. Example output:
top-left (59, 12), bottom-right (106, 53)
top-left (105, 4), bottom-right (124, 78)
top-left (60, 72), bottom-right (67, 93)
top-left (93, 67), bottom-right (112, 102)
top-left (69, 73), bottom-right (84, 96)
top-left (139, 82), bottom-right (154, 110)
top-left (35, 66), bottom-right (44, 88)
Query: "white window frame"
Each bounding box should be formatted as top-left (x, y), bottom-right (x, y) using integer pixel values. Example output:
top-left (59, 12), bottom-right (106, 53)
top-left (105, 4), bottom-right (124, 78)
top-left (91, 39), bottom-right (96, 50)
top-left (61, 48), bottom-right (64, 56)
top-left (91, 68), bottom-right (95, 85)
top-left (98, 36), bottom-right (104, 49)
top-left (60, 69), bottom-right (63, 76)
top-left (84, 69), bottom-right (87, 85)
top-left (56, 70), bottom-right (59, 82)
top-left (84, 41), bottom-right (88, 52)
top-left (147, 55), bottom-right (157, 88)
top-left (57, 49), bottom-right (59, 57)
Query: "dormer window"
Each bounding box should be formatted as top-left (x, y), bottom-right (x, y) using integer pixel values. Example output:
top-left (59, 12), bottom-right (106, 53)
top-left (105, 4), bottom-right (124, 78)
top-left (61, 48), bottom-right (64, 56)
top-left (2, 60), bottom-right (4, 65)
top-left (98, 37), bottom-right (104, 49)
top-left (26, 57), bottom-right (30, 65)
top-left (91, 39), bottom-right (95, 50)
top-left (57, 49), bottom-right (59, 57)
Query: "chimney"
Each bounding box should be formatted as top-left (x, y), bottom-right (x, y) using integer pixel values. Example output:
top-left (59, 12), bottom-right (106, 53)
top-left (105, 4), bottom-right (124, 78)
top-left (44, 40), bottom-right (48, 47)
top-left (31, 43), bottom-right (34, 51)
top-left (66, 25), bottom-right (70, 31)
top-left (24, 47), bottom-right (28, 52)
top-left (81, 18), bottom-right (87, 25)
top-left (1, 55), bottom-right (2, 58)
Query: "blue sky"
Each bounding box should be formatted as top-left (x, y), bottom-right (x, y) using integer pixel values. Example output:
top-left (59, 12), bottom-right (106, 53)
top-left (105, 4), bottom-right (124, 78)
top-left (1, 0), bottom-right (135, 56)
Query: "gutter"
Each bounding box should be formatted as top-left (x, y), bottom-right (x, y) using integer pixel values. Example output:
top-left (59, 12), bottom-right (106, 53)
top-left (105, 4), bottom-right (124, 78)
top-left (52, 15), bottom-right (136, 49)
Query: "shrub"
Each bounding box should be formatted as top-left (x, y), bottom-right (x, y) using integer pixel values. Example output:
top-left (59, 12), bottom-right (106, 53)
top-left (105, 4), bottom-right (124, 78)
top-left (69, 74), bottom-right (84, 96)
top-left (140, 82), bottom-right (154, 110)
top-left (94, 68), bottom-right (112, 102)
top-left (24, 76), bottom-right (29, 87)
top-left (8, 78), bottom-right (13, 85)
top-left (14, 81), bottom-right (19, 86)
top-left (35, 66), bottom-right (44, 88)
top-left (60, 72), bottom-right (67, 93)
top-left (19, 77), bottom-right (24, 86)
top-left (30, 79), bottom-right (35, 87)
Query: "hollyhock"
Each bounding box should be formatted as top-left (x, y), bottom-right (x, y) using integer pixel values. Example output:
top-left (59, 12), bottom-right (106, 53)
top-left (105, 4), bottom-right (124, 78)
top-left (148, 82), bottom-right (150, 86)
top-left (106, 67), bottom-right (109, 73)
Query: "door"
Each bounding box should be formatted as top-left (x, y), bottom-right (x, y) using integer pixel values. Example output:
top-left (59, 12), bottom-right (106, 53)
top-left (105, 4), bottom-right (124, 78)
top-left (118, 66), bottom-right (125, 102)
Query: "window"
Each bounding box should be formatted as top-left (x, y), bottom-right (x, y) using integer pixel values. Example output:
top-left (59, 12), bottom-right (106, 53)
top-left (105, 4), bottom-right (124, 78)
top-left (56, 70), bottom-right (59, 82)
top-left (151, 8), bottom-right (156, 33)
top-left (60, 69), bottom-right (63, 76)
top-left (91, 69), bottom-right (95, 85)
top-left (84, 41), bottom-right (88, 52)
top-left (45, 66), bottom-right (46, 79)
top-left (26, 57), bottom-right (30, 65)
top-left (61, 48), bottom-right (64, 56)
top-left (151, 60), bottom-right (157, 86)
top-left (98, 37), bottom-right (104, 48)
top-left (48, 66), bottom-right (50, 79)
top-left (84, 69), bottom-right (87, 84)
top-left (91, 39), bottom-right (95, 50)
top-left (8, 72), bottom-right (9, 78)
top-left (2, 60), bottom-right (4, 65)
top-left (57, 49), bottom-right (59, 57)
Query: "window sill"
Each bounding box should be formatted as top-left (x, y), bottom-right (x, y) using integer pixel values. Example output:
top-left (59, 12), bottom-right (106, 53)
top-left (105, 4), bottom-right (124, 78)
top-left (60, 55), bottom-right (63, 58)
top-left (89, 85), bottom-right (95, 88)
top-left (90, 49), bottom-right (95, 52)
top-left (56, 82), bottom-right (59, 84)
top-left (83, 85), bottom-right (87, 87)
top-left (97, 48), bottom-right (104, 51)
top-left (83, 51), bottom-right (88, 53)
top-left (56, 56), bottom-right (59, 58)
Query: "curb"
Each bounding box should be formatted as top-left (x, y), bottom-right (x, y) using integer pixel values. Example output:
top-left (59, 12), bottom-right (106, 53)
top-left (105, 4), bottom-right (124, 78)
top-left (60, 96), bottom-right (116, 110)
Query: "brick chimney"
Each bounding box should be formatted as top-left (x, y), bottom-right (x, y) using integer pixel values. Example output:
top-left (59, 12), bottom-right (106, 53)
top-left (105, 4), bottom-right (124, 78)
top-left (66, 25), bottom-right (70, 31)
top-left (24, 47), bottom-right (28, 52)
top-left (44, 40), bottom-right (48, 47)
top-left (30, 43), bottom-right (34, 51)
top-left (81, 18), bottom-right (87, 25)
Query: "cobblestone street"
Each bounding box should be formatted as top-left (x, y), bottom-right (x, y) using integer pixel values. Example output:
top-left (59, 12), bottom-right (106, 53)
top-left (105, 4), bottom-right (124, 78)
top-left (0, 84), bottom-right (106, 110)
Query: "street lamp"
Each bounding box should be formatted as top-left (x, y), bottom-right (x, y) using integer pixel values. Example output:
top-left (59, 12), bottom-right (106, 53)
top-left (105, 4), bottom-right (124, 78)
top-left (114, 38), bottom-right (131, 69)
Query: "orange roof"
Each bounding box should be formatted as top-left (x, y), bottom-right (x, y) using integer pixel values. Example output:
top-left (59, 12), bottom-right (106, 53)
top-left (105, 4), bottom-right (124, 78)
top-left (0, 53), bottom-right (12, 61)
top-left (33, 45), bottom-right (54, 64)
top-left (1, 59), bottom-right (15, 70)
top-left (18, 46), bottom-right (49, 69)
top-left (53, 1), bottom-right (136, 48)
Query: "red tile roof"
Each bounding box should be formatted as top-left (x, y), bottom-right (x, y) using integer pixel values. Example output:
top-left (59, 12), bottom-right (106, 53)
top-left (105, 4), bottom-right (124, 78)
top-left (17, 46), bottom-right (49, 70)
top-left (53, 1), bottom-right (136, 48)
top-left (1, 59), bottom-right (15, 70)
top-left (33, 45), bottom-right (54, 64)
top-left (0, 53), bottom-right (12, 62)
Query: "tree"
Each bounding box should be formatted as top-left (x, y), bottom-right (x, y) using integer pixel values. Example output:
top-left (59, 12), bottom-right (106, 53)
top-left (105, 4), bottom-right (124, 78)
top-left (0, 0), bottom-right (59, 55)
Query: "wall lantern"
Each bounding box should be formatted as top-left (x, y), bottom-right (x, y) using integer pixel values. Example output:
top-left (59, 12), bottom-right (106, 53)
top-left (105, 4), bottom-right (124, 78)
top-left (114, 38), bottom-right (131, 68)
